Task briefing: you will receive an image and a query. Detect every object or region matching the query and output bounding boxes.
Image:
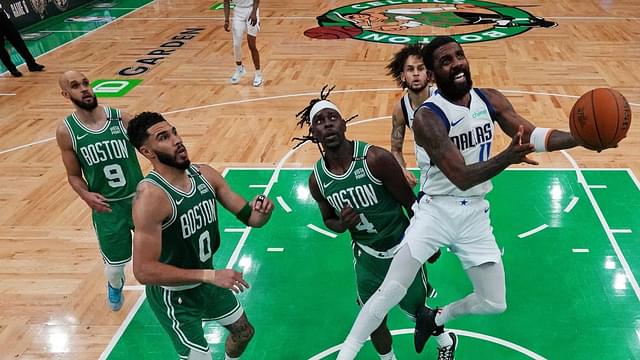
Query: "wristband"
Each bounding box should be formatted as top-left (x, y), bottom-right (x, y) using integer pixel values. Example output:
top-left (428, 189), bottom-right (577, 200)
top-left (530, 127), bottom-right (553, 152)
top-left (236, 201), bottom-right (252, 225)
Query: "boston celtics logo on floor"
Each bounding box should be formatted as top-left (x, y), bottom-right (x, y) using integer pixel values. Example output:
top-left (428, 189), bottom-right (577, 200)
top-left (304, 0), bottom-right (557, 44)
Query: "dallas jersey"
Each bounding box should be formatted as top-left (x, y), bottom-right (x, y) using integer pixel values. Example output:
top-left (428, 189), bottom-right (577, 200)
top-left (418, 88), bottom-right (496, 197)
top-left (400, 85), bottom-right (437, 185)
top-left (63, 107), bottom-right (143, 201)
top-left (313, 141), bottom-right (409, 252)
top-left (142, 165), bottom-right (221, 274)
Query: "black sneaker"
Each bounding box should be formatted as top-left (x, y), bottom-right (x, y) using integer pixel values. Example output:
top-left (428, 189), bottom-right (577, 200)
top-left (437, 332), bottom-right (458, 360)
top-left (414, 306), bottom-right (438, 353)
top-left (427, 249), bottom-right (442, 264)
top-left (27, 63), bottom-right (45, 72)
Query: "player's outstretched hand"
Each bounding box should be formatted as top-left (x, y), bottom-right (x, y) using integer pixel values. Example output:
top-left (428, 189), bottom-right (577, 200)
top-left (504, 125), bottom-right (538, 166)
top-left (204, 269), bottom-right (249, 293)
top-left (251, 194), bottom-right (274, 214)
top-left (403, 168), bottom-right (418, 188)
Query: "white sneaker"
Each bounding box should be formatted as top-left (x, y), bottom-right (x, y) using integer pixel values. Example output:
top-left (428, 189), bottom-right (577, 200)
top-left (253, 72), bottom-right (263, 87)
top-left (230, 66), bottom-right (246, 84)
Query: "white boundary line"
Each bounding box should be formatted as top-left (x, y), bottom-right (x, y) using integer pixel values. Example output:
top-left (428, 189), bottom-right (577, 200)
top-left (249, 184), bottom-right (268, 188)
top-left (1, 0), bottom-right (158, 76)
top-left (0, 136), bottom-right (55, 155)
top-left (98, 291), bottom-right (147, 360)
top-left (588, 185), bottom-right (607, 189)
top-left (0, 93), bottom-right (16, 96)
top-left (276, 196), bottom-right (292, 213)
top-left (626, 169), bottom-right (640, 191)
top-left (572, 249), bottom-right (590, 253)
top-left (308, 328), bottom-right (547, 360)
top-left (307, 224), bottom-right (337, 238)
top-left (561, 150), bottom-right (640, 302)
top-left (563, 196), bottom-right (579, 213)
top-left (611, 229), bottom-right (632, 234)
top-left (122, 284), bottom-right (145, 291)
top-left (267, 247), bottom-right (284, 252)
top-left (517, 224), bottom-right (549, 239)
top-left (224, 228), bottom-right (249, 233)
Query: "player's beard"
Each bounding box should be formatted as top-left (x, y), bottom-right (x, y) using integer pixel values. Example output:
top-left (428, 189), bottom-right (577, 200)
top-left (406, 79), bottom-right (428, 93)
top-left (71, 94), bottom-right (99, 111)
top-left (157, 150), bottom-right (190, 170)
top-left (436, 67), bottom-right (473, 101)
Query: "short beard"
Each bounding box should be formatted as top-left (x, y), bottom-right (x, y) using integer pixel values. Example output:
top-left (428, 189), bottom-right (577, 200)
top-left (406, 81), bottom-right (428, 94)
top-left (71, 95), bottom-right (98, 111)
top-left (436, 69), bottom-right (473, 101)
top-left (157, 151), bottom-right (190, 170)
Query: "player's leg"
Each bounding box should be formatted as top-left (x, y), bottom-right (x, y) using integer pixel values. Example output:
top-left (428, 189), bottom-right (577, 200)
top-left (0, 34), bottom-right (21, 76)
top-left (245, 8), bottom-right (262, 86)
top-left (353, 245), bottom-right (397, 359)
top-left (202, 284), bottom-right (253, 358)
top-left (146, 285), bottom-right (212, 359)
top-left (230, 8), bottom-right (249, 84)
top-left (93, 200), bottom-right (133, 311)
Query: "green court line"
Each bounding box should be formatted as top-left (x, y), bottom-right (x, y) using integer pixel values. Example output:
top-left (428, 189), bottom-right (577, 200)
top-left (1, 0), bottom-right (154, 74)
top-left (105, 168), bottom-right (640, 359)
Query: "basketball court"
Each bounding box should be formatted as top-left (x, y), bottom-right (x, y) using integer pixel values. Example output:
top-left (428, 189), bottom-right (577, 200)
top-left (0, 0), bottom-right (639, 359)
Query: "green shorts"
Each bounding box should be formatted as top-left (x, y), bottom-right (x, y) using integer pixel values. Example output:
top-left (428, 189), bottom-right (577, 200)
top-left (146, 283), bottom-right (243, 358)
top-left (353, 243), bottom-right (428, 318)
top-left (92, 197), bottom-right (134, 265)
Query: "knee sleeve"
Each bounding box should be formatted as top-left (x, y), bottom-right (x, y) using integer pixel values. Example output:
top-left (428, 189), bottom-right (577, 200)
top-left (187, 349), bottom-right (211, 360)
top-left (104, 264), bottom-right (125, 288)
top-left (232, 21), bottom-right (244, 62)
top-left (473, 296), bottom-right (506, 315)
top-left (367, 280), bottom-right (408, 320)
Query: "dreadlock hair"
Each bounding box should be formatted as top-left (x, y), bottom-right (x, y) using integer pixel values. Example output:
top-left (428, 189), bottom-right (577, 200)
top-left (424, 36), bottom-right (458, 70)
top-left (386, 44), bottom-right (427, 88)
top-left (292, 85), bottom-right (358, 152)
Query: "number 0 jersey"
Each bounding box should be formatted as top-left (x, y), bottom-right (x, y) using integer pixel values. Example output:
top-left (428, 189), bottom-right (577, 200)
top-left (63, 107), bottom-right (143, 200)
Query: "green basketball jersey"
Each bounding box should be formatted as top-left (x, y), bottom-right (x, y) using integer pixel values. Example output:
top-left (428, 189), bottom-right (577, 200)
top-left (313, 141), bottom-right (409, 251)
top-left (63, 106), bottom-right (143, 200)
top-left (142, 165), bottom-right (221, 271)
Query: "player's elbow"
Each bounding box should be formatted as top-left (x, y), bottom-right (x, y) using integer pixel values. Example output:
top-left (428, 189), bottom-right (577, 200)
top-left (133, 262), bottom-right (152, 285)
top-left (449, 173), bottom-right (474, 191)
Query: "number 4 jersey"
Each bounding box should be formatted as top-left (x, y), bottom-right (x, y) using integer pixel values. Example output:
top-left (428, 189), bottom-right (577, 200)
top-left (63, 107), bottom-right (143, 200)
top-left (313, 141), bottom-right (409, 251)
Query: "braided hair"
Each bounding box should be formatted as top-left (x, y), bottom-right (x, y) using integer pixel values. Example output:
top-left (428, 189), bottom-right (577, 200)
top-left (292, 85), bottom-right (357, 152)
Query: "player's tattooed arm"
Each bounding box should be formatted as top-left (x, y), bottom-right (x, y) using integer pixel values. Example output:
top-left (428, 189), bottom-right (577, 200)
top-left (390, 103), bottom-right (418, 188)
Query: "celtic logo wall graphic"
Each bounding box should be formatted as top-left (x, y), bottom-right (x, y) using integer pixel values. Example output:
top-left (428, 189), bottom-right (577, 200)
top-left (304, 0), bottom-right (557, 44)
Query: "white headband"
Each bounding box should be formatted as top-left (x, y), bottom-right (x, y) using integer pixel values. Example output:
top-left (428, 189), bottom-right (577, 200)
top-left (310, 100), bottom-right (341, 125)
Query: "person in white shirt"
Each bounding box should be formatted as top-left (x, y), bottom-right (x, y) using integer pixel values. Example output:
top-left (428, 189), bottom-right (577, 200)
top-left (336, 35), bottom-right (601, 360)
top-left (224, 0), bottom-right (262, 87)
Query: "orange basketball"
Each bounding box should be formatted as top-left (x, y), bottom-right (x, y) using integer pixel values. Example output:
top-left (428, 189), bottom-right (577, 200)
top-left (569, 88), bottom-right (632, 151)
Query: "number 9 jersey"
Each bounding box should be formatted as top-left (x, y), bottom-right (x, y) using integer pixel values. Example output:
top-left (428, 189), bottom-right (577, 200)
top-left (63, 107), bottom-right (143, 200)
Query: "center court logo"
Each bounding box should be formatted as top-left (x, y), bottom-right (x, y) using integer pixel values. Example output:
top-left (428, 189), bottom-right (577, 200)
top-left (91, 79), bottom-right (142, 98)
top-left (304, 0), bottom-right (557, 45)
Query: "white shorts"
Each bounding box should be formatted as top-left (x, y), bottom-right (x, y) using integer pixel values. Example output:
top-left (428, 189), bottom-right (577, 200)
top-left (232, 6), bottom-right (260, 39)
top-left (402, 195), bottom-right (501, 269)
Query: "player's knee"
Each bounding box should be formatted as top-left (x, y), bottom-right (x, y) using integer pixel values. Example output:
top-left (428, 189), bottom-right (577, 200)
top-left (480, 297), bottom-right (507, 314)
top-left (368, 280), bottom-right (407, 320)
top-left (232, 321), bottom-right (255, 343)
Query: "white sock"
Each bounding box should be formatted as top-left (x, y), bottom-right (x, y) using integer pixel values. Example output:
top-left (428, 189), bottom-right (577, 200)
top-left (104, 264), bottom-right (125, 288)
top-left (236, 64), bottom-right (244, 71)
top-left (379, 349), bottom-right (396, 360)
top-left (435, 307), bottom-right (446, 326)
top-left (435, 331), bottom-right (453, 348)
top-left (255, 69), bottom-right (262, 76)
top-left (225, 354), bottom-right (239, 360)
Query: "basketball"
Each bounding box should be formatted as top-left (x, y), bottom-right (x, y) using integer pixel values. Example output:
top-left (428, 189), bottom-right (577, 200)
top-left (569, 88), bottom-right (632, 151)
top-left (304, 26), bottom-right (363, 40)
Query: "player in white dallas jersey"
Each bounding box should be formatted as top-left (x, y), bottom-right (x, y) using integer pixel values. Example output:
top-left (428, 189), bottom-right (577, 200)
top-left (337, 36), bottom-right (604, 360)
top-left (388, 44), bottom-right (437, 188)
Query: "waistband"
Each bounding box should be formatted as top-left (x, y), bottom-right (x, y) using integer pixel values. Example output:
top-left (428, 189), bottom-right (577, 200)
top-left (161, 283), bottom-right (202, 291)
top-left (418, 191), bottom-right (485, 206)
top-left (355, 241), bottom-right (402, 259)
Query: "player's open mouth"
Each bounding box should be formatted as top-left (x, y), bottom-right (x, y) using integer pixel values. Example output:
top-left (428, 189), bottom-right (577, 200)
top-left (453, 72), bottom-right (466, 84)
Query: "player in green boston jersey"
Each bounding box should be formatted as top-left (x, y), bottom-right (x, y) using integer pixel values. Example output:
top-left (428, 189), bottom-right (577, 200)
top-left (55, 71), bottom-right (143, 312)
top-left (298, 87), bottom-right (441, 360)
top-left (128, 112), bottom-right (274, 360)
